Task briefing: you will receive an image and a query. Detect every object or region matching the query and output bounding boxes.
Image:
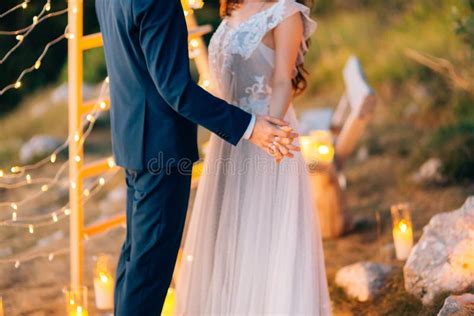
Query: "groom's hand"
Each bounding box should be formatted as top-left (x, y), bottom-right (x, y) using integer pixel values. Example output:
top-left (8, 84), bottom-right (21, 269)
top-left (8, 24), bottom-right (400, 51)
top-left (249, 116), bottom-right (300, 158)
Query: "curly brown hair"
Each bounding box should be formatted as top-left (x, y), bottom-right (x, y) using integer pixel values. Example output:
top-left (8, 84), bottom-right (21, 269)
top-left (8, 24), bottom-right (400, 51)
top-left (219, 0), bottom-right (313, 96)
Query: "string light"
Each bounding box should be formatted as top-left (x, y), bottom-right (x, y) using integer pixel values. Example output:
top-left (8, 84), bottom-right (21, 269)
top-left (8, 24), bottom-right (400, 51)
top-left (0, 248), bottom-right (69, 267)
top-left (0, 161), bottom-right (68, 207)
top-left (0, 79), bottom-right (109, 184)
top-left (0, 1), bottom-right (30, 19)
top-left (0, 28), bottom-right (67, 95)
top-left (0, 1), bottom-right (57, 37)
top-left (0, 169), bottom-right (119, 228)
top-left (0, 2), bottom-right (64, 63)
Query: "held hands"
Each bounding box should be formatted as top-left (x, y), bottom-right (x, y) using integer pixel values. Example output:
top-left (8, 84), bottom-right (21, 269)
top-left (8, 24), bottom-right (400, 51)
top-left (248, 115), bottom-right (300, 161)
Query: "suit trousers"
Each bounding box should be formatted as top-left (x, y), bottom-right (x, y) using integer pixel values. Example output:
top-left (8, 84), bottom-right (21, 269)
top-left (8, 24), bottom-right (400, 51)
top-left (114, 165), bottom-right (192, 316)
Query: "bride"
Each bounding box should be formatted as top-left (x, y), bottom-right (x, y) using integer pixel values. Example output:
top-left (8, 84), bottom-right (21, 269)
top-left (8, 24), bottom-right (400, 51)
top-left (176, 0), bottom-right (331, 314)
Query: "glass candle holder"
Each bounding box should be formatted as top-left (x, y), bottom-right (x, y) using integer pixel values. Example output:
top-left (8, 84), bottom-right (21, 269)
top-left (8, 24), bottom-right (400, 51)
top-left (93, 254), bottom-right (114, 310)
top-left (300, 130), bottom-right (335, 166)
top-left (391, 203), bottom-right (414, 261)
top-left (0, 296), bottom-right (4, 316)
top-left (63, 286), bottom-right (88, 316)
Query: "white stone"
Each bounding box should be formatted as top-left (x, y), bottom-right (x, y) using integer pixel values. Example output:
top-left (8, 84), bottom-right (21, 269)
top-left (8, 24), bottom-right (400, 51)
top-left (99, 186), bottom-right (126, 214)
top-left (19, 135), bottom-right (62, 163)
top-left (36, 231), bottom-right (64, 248)
top-left (437, 293), bottom-right (474, 316)
top-left (335, 261), bottom-right (392, 302)
top-left (404, 197), bottom-right (474, 305)
top-left (412, 158), bottom-right (445, 184)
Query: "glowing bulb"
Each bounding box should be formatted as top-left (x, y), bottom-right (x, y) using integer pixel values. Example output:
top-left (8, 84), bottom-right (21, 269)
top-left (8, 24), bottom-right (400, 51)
top-left (99, 177), bottom-right (105, 186)
top-left (86, 114), bottom-right (95, 122)
top-left (14, 81), bottom-right (22, 89)
top-left (14, 261), bottom-right (20, 269)
top-left (52, 212), bottom-right (58, 222)
top-left (105, 76), bottom-right (109, 83)
top-left (48, 253), bottom-right (54, 261)
top-left (0, 170), bottom-right (3, 177)
top-left (76, 306), bottom-right (84, 316)
top-left (41, 184), bottom-right (49, 192)
top-left (50, 153), bottom-right (57, 163)
top-left (74, 155), bottom-right (81, 163)
top-left (16, 34), bottom-right (24, 41)
top-left (190, 39), bottom-right (199, 48)
top-left (66, 33), bottom-right (75, 40)
top-left (318, 145), bottom-right (330, 155)
top-left (34, 60), bottom-right (41, 70)
top-left (70, 182), bottom-right (76, 189)
top-left (399, 221), bottom-right (408, 233)
top-left (83, 189), bottom-right (90, 197)
top-left (64, 208), bottom-right (71, 216)
top-left (22, 2), bottom-right (28, 9)
top-left (11, 166), bottom-right (21, 173)
top-left (74, 132), bottom-right (80, 142)
top-left (72, 7), bottom-right (78, 14)
top-left (28, 224), bottom-right (34, 234)
top-left (11, 203), bottom-right (18, 211)
top-left (26, 174), bottom-right (32, 183)
top-left (32, 16), bottom-right (38, 25)
top-left (100, 273), bottom-right (109, 283)
top-left (45, 2), bottom-right (51, 11)
top-left (12, 212), bottom-right (17, 221)
top-left (107, 158), bottom-right (115, 168)
top-left (99, 101), bottom-right (107, 109)
top-left (186, 255), bottom-right (194, 262)
top-left (200, 79), bottom-right (210, 89)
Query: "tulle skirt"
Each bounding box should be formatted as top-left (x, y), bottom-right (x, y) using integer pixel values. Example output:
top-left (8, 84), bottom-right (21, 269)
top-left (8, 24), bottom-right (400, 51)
top-left (176, 108), bottom-right (331, 315)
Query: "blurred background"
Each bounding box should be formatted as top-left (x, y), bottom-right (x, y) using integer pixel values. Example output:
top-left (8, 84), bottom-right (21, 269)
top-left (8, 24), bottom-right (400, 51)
top-left (0, 0), bottom-right (473, 315)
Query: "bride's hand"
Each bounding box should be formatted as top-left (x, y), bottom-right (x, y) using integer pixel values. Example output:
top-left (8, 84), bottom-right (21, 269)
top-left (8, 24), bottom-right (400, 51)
top-left (249, 116), bottom-right (299, 158)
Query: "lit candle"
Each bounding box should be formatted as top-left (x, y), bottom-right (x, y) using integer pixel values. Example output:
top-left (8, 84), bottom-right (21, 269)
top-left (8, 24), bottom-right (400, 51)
top-left (93, 255), bottom-right (114, 310)
top-left (71, 305), bottom-right (88, 316)
top-left (162, 288), bottom-right (176, 315)
top-left (300, 130), bottom-right (335, 165)
top-left (64, 286), bottom-right (88, 316)
top-left (391, 204), bottom-right (414, 260)
top-left (0, 296), bottom-right (4, 316)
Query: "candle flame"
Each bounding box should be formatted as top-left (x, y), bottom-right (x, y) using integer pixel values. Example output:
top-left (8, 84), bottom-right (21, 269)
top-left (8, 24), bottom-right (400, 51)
top-left (398, 220), bottom-right (409, 233)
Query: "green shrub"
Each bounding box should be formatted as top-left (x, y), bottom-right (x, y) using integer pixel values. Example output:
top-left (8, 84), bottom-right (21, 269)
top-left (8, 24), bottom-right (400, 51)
top-left (429, 121), bottom-right (474, 181)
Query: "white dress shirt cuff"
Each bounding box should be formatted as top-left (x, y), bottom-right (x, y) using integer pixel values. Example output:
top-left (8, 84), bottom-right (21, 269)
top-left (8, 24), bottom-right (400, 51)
top-left (242, 114), bottom-right (256, 140)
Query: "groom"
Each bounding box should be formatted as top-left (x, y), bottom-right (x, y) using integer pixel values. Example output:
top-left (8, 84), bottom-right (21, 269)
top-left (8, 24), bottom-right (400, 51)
top-left (96, 0), bottom-right (299, 315)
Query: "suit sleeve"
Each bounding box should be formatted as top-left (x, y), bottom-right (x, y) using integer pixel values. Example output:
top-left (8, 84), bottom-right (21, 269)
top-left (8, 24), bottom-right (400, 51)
top-left (133, 0), bottom-right (252, 145)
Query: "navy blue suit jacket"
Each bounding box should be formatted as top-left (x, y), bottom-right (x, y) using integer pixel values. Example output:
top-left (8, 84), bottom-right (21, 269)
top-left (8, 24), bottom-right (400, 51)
top-left (96, 0), bottom-right (252, 170)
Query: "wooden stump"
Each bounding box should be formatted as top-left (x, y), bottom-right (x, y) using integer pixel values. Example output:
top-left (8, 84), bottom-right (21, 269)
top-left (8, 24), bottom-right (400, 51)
top-left (308, 165), bottom-right (352, 239)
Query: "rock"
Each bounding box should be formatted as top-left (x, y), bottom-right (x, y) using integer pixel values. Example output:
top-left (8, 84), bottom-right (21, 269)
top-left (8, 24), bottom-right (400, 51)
top-left (36, 231), bottom-right (64, 248)
top-left (0, 247), bottom-right (13, 257)
top-left (335, 262), bottom-right (392, 302)
top-left (51, 82), bottom-right (96, 104)
top-left (404, 197), bottom-right (474, 305)
top-left (298, 108), bottom-right (334, 135)
top-left (437, 293), bottom-right (474, 316)
top-left (412, 158), bottom-right (446, 184)
top-left (356, 145), bottom-right (369, 163)
top-left (99, 186), bottom-right (126, 214)
top-left (19, 135), bottom-right (63, 163)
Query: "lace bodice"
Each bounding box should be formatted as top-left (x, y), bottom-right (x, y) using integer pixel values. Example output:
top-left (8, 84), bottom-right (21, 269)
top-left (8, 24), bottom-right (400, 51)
top-left (208, 0), bottom-right (316, 115)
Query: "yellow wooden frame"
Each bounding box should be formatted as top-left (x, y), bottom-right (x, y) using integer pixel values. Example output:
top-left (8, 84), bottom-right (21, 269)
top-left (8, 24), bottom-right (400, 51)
top-left (68, 0), bottom-right (209, 289)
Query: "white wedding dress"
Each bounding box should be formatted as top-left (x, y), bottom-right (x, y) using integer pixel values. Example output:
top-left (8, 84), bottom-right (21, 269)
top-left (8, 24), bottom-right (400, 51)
top-left (176, 0), bottom-right (331, 314)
